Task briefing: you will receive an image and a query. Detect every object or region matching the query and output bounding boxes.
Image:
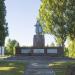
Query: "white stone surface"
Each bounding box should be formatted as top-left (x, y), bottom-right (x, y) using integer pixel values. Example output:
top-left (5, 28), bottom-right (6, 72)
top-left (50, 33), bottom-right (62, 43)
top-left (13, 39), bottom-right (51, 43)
top-left (33, 49), bottom-right (44, 53)
top-left (0, 46), bottom-right (4, 55)
top-left (21, 49), bottom-right (31, 53)
top-left (47, 49), bottom-right (57, 53)
top-left (2, 47), bottom-right (4, 55)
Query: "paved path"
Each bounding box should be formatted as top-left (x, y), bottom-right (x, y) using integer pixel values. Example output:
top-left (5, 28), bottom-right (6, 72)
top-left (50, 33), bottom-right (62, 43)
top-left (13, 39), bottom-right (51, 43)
top-left (3, 56), bottom-right (75, 61)
top-left (24, 61), bottom-right (55, 75)
top-left (1, 56), bottom-right (75, 75)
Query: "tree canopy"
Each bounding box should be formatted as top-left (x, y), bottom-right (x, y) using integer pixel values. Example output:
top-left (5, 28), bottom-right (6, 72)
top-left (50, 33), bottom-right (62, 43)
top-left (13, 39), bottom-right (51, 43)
top-left (5, 39), bottom-right (19, 55)
top-left (0, 0), bottom-right (8, 46)
top-left (39, 0), bottom-right (75, 46)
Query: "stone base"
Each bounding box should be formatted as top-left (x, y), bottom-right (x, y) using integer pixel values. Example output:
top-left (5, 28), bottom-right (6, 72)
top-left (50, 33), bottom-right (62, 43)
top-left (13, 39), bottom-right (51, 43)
top-left (33, 35), bottom-right (45, 48)
top-left (16, 47), bottom-right (64, 56)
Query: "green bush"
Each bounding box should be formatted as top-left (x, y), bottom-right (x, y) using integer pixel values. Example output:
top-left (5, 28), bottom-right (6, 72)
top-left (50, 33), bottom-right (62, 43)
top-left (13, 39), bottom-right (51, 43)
top-left (65, 39), bottom-right (75, 58)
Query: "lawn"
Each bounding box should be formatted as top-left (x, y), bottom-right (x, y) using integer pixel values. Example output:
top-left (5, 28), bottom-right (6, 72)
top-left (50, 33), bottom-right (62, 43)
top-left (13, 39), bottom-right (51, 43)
top-left (49, 61), bottom-right (75, 75)
top-left (0, 61), bottom-right (27, 75)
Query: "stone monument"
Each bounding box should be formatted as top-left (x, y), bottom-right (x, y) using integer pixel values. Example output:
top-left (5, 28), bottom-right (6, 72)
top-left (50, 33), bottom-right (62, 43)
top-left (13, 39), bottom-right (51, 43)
top-left (33, 20), bottom-right (45, 48)
top-left (16, 20), bottom-right (64, 56)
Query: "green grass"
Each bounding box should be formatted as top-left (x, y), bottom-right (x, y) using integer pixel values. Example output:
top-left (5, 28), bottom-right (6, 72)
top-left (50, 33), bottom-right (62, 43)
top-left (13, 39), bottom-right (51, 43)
top-left (0, 55), bottom-right (11, 59)
top-left (0, 61), bottom-right (27, 75)
top-left (49, 61), bottom-right (75, 75)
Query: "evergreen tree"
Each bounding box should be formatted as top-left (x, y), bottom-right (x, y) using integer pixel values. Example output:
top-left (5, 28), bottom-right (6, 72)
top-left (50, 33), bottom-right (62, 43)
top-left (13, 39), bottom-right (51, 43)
top-left (0, 0), bottom-right (8, 46)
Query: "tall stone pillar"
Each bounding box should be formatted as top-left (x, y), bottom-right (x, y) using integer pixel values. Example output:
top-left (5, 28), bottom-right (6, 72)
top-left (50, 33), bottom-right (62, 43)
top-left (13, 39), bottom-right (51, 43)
top-left (33, 35), bottom-right (45, 48)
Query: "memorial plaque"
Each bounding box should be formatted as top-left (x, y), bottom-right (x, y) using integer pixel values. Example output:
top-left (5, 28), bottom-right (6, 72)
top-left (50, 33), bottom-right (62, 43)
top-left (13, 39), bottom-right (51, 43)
top-left (33, 49), bottom-right (44, 53)
top-left (21, 49), bottom-right (31, 53)
top-left (47, 49), bottom-right (57, 53)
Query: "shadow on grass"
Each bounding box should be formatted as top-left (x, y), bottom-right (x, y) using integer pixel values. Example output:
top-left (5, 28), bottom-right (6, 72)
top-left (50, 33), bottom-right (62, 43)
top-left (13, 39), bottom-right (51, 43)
top-left (48, 61), bottom-right (75, 75)
top-left (0, 61), bottom-right (26, 75)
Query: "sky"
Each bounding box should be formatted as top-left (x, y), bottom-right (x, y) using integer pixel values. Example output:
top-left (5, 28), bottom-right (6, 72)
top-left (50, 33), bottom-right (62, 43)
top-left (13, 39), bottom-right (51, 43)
top-left (5, 0), bottom-right (55, 46)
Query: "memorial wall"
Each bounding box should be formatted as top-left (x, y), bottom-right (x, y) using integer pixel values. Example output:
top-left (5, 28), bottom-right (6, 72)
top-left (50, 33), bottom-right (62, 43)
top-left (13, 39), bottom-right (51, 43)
top-left (16, 47), bottom-right (64, 56)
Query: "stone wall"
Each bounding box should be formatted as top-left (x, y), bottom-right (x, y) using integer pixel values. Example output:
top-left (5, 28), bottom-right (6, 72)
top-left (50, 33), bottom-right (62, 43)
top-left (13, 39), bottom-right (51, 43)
top-left (16, 47), bottom-right (64, 56)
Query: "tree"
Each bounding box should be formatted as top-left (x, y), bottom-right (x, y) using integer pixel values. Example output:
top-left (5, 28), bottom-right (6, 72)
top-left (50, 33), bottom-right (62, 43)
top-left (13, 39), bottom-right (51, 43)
top-left (5, 39), bottom-right (19, 55)
top-left (55, 37), bottom-right (63, 46)
top-left (65, 0), bottom-right (75, 40)
top-left (67, 38), bottom-right (75, 57)
top-left (0, 0), bottom-right (8, 46)
top-left (65, 0), bottom-right (75, 57)
top-left (39, 0), bottom-right (75, 49)
top-left (50, 42), bottom-right (55, 47)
